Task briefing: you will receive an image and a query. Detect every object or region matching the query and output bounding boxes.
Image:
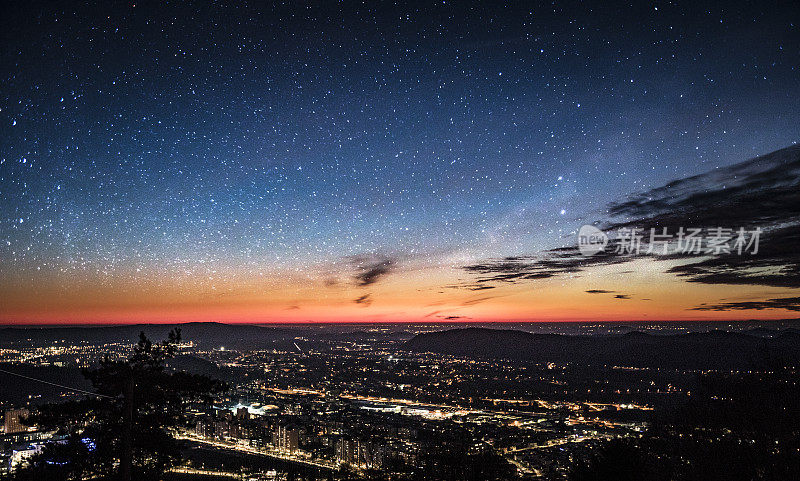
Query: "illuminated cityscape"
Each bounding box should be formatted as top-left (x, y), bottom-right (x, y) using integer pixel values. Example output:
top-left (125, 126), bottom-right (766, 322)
top-left (2, 322), bottom-right (799, 479)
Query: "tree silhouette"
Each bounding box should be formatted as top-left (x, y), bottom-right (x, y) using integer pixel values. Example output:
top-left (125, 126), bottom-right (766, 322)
top-left (6, 329), bottom-right (227, 481)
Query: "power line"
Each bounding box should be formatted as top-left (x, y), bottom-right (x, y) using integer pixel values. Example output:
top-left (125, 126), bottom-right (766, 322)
top-left (0, 367), bottom-right (115, 399)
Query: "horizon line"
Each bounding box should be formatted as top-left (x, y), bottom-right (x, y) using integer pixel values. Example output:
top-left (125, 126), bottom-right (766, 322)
top-left (2, 318), bottom-right (800, 328)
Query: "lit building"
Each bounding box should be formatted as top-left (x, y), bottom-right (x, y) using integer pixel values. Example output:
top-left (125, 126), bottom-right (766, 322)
top-left (273, 425), bottom-right (299, 453)
top-left (336, 438), bottom-right (385, 469)
top-left (4, 409), bottom-right (30, 434)
top-left (10, 444), bottom-right (43, 471)
top-left (336, 437), bottom-right (357, 466)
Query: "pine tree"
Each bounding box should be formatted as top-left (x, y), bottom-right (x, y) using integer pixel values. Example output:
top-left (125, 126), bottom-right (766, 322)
top-left (7, 329), bottom-right (227, 481)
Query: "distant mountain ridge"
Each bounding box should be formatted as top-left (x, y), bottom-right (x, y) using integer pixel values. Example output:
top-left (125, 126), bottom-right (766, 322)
top-left (0, 322), bottom-right (295, 349)
top-left (0, 322), bottom-right (417, 348)
top-left (403, 327), bottom-right (800, 370)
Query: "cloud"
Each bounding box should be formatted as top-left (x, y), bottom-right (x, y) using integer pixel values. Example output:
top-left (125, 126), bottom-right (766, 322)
top-left (460, 295), bottom-right (499, 306)
top-left (353, 294), bottom-right (372, 306)
top-left (424, 311), bottom-right (470, 320)
top-left (444, 283), bottom-right (497, 291)
top-left (584, 289), bottom-right (632, 299)
top-left (461, 247), bottom-right (628, 284)
top-left (691, 296), bottom-right (800, 312)
top-left (347, 254), bottom-right (397, 286)
top-left (605, 145), bottom-right (800, 229)
top-left (663, 223), bottom-right (800, 288)
top-left (604, 144), bottom-right (800, 289)
top-left (461, 145), bottom-right (800, 290)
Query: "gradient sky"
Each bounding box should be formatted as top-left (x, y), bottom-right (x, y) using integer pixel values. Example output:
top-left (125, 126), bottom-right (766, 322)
top-left (1, 1), bottom-right (799, 324)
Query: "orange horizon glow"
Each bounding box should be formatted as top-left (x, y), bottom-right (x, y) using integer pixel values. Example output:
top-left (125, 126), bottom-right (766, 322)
top-left (2, 257), bottom-right (798, 325)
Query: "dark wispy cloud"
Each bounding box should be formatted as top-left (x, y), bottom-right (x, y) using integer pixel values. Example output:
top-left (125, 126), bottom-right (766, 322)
top-left (692, 296), bottom-right (800, 312)
top-left (345, 254), bottom-right (398, 306)
top-left (585, 289), bottom-right (632, 299)
top-left (347, 254), bottom-right (397, 287)
top-left (663, 224), bottom-right (800, 288)
top-left (462, 145), bottom-right (800, 291)
top-left (607, 144), bottom-right (800, 289)
top-left (462, 247), bottom-right (628, 284)
top-left (605, 145), bottom-right (800, 230)
top-left (353, 294), bottom-right (372, 306)
top-left (460, 295), bottom-right (499, 306)
top-left (424, 310), bottom-right (471, 320)
top-left (444, 283), bottom-right (496, 291)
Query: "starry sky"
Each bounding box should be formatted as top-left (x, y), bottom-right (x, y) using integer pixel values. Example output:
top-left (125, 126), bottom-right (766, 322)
top-left (1, 0), bottom-right (799, 324)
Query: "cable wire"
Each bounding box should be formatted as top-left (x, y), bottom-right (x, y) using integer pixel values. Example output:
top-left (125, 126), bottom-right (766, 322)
top-left (0, 367), bottom-right (115, 399)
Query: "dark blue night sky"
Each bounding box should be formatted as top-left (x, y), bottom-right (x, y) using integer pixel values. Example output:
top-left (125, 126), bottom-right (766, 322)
top-left (1, 1), bottom-right (798, 323)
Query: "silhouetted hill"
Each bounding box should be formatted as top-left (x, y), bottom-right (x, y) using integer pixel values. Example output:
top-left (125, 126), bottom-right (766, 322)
top-left (403, 328), bottom-right (800, 370)
top-left (166, 354), bottom-right (225, 377)
top-left (0, 322), bottom-right (296, 349)
top-left (312, 329), bottom-right (416, 342)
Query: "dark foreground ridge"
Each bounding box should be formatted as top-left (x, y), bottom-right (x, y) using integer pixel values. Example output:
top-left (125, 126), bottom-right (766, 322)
top-left (403, 327), bottom-right (800, 370)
